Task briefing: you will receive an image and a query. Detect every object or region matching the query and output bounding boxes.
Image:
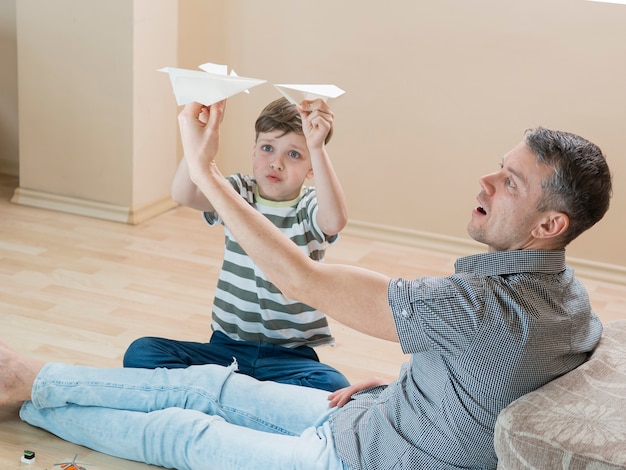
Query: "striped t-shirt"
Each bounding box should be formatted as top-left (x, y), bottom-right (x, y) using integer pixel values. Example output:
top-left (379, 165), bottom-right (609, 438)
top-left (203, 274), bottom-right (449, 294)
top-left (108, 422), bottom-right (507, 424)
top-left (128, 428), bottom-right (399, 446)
top-left (203, 173), bottom-right (338, 348)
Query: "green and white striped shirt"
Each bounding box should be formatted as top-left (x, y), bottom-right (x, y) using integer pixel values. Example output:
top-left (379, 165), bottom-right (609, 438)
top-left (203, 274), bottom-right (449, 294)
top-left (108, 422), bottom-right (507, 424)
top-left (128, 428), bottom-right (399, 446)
top-left (203, 173), bottom-right (338, 348)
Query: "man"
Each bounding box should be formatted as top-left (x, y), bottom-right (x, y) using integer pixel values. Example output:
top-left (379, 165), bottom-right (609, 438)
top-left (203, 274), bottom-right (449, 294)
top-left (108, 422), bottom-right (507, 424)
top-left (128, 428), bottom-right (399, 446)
top-left (0, 100), bottom-right (613, 469)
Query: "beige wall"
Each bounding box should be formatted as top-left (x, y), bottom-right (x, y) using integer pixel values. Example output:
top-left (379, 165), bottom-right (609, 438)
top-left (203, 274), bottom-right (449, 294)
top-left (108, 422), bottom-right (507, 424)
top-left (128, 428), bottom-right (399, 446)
top-left (2, 0), bottom-right (625, 273)
top-left (0, 0), bottom-right (18, 175)
top-left (12, 0), bottom-right (179, 223)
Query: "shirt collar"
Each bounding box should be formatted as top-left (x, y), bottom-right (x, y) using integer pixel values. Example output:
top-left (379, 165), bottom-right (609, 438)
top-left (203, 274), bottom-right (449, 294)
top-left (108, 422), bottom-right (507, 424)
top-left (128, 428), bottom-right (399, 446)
top-left (455, 249), bottom-right (566, 276)
top-left (253, 184), bottom-right (304, 208)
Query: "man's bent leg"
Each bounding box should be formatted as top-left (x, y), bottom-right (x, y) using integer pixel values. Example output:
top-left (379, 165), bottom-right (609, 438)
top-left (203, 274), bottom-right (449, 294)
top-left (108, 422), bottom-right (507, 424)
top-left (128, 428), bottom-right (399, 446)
top-left (20, 404), bottom-right (348, 470)
top-left (26, 362), bottom-right (332, 435)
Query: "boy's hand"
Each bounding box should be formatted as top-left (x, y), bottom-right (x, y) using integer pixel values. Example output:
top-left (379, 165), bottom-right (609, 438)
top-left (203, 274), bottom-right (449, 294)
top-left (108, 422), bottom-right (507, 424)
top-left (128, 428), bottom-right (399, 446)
top-left (178, 100), bottom-right (226, 179)
top-left (297, 99), bottom-right (333, 150)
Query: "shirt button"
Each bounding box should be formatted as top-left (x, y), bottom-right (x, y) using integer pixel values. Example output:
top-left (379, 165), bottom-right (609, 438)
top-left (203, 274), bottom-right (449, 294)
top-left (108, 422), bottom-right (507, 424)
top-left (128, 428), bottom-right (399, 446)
top-left (396, 280), bottom-right (403, 288)
top-left (401, 309), bottom-right (409, 318)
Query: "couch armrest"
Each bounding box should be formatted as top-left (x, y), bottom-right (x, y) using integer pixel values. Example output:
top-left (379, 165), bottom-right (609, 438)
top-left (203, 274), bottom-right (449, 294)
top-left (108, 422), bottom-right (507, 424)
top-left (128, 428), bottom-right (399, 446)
top-left (494, 320), bottom-right (626, 470)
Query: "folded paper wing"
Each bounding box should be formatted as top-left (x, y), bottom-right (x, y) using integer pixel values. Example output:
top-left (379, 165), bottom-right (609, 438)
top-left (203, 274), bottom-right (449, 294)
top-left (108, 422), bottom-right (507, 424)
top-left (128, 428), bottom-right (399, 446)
top-left (159, 63), bottom-right (266, 106)
top-left (273, 84), bottom-right (346, 105)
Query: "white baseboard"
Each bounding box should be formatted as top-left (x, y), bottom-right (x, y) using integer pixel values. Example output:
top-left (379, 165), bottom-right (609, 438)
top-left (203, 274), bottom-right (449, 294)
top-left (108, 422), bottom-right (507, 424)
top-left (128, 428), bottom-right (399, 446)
top-left (10, 187), bottom-right (177, 225)
top-left (344, 220), bottom-right (626, 286)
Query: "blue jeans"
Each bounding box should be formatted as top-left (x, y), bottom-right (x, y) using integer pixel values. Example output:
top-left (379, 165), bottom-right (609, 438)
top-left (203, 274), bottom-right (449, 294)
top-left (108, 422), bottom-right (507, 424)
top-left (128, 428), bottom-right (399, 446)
top-left (123, 331), bottom-right (350, 392)
top-left (20, 362), bottom-right (350, 470)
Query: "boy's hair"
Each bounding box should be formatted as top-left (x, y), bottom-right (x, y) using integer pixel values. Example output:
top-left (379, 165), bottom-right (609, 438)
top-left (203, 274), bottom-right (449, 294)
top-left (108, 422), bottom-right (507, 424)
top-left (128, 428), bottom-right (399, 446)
top-left (525, 127), bottom-right (612, 246)
top-left (255, 97), bottom-right (333, 145)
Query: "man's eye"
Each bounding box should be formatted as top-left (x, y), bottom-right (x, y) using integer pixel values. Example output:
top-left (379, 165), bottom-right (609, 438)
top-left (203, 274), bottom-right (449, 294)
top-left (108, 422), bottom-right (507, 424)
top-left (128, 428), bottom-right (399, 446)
top-left (261, 145), bottom-right (272, 152)
top-left (288, 150), bottom-right (300, 159)
top-left (505, 178), bottom-right (516, 188)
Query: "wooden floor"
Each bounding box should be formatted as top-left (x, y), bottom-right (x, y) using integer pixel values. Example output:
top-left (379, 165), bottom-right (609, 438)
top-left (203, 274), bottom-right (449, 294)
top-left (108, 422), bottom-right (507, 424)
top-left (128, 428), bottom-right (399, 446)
top-left (1, 173), bottom-right (625, 469)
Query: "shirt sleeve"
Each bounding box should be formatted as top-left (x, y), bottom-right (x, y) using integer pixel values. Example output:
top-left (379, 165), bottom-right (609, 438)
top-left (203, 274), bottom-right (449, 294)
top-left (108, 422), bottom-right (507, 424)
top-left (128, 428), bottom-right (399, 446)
top-left (388, 275), bottom-right (486, 356)
top-left (203, 174), bottom-right (254, 226)
top-left (300, 187), bottom-right (339, 245)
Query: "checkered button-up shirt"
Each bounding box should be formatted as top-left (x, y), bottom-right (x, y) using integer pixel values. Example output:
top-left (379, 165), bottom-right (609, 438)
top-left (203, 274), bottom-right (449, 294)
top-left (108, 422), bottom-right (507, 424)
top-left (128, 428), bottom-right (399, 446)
top-left (329, 249), bottom-right (602, 469)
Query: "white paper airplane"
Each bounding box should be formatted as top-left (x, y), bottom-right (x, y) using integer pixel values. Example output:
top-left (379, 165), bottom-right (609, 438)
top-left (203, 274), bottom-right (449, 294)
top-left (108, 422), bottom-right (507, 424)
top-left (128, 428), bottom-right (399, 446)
top-left (273, 84), bottom-right (346, 105)
top-left (159, 62), bottom-right (266, 106)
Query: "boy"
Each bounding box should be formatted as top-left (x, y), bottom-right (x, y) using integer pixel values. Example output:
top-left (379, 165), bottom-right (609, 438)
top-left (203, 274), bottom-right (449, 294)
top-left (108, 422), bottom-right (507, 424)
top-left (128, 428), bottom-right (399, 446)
top-left (123, 97), bottom-right (350, 392)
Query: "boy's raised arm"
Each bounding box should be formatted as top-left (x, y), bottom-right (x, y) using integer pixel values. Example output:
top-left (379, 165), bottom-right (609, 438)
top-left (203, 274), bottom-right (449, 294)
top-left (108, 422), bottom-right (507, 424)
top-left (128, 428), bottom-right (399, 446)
top-left (171, 157), bottom-right (215, 212)
top-left (171, 102), bottom-right (225, 212)
top-left (180, 101), bottom-right (399, 343)
top-left (298, 100), bottom-right (348, 236)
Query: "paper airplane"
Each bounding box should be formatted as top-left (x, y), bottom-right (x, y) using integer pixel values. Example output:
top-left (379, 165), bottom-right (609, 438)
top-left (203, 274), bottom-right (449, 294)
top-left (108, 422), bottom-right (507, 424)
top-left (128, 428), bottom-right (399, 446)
top-left (159, 62), bottom-right (266, 106)
top-left (273, 84), bottom-right (346, 105)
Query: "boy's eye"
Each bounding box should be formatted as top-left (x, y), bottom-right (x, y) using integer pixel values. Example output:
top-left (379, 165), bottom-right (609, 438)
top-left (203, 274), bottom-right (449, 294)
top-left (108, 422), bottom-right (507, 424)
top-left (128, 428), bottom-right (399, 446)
top-left (288, 150), bottom-right (300, 159)
top-left (261, 145), bottom-right (272, 152)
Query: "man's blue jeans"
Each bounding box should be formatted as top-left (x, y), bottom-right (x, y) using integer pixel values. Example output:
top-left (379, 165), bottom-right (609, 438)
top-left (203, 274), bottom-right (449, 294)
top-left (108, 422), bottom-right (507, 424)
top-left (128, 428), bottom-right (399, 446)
top-left (123, 331), bottom-right (350, 392)
top-left (20, 361), bottom-right (350, 470)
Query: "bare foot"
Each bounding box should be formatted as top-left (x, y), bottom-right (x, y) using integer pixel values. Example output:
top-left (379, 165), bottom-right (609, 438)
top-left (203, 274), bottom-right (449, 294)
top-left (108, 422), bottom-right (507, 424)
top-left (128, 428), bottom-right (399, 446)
top-left (0, 337), bottom-right (45, 406)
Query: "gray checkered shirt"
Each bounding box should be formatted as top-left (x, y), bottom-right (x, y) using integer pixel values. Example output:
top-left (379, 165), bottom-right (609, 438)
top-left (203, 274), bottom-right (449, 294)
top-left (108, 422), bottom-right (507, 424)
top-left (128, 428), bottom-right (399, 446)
top-left (329, 249), bottom-right (602, 469)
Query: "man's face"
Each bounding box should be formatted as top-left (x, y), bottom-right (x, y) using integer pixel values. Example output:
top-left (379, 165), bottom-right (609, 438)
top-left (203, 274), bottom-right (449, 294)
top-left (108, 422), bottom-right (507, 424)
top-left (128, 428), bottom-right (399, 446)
top-left (467, 141), bottom-right (555, 252)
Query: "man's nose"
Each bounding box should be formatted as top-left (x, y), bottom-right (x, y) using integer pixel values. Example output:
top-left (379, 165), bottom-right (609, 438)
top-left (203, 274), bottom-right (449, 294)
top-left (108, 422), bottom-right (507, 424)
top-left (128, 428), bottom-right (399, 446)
top-left (479, 173), bottom-right (496, 195)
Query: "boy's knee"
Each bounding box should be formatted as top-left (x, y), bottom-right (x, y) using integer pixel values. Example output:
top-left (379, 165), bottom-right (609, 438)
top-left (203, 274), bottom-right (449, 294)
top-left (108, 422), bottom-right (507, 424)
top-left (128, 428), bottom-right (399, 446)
top-left (292, 371), bottom-right (350, 393)
top-left (320, 373), bottom-right (351, 392)
top-left (123, 336), bottom-right (158, 368)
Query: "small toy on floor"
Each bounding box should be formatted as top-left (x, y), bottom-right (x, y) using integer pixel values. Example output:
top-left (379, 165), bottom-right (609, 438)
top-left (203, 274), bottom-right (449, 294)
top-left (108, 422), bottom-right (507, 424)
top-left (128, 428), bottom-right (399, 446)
top-left (20, 449), bottom-right (35, 464)
top-left (54, 453), bottom-right (91, 470)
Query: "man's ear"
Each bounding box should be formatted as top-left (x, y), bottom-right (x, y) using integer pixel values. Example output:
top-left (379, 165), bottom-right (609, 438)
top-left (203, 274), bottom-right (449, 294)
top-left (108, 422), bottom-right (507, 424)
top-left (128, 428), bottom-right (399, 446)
top-left (532, 212), bottom-right (569, 240)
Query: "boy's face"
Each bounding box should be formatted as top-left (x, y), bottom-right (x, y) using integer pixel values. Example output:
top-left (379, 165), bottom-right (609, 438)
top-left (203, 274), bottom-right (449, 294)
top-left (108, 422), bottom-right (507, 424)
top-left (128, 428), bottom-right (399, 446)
top-left (252, 130), bottom-right (313, 201)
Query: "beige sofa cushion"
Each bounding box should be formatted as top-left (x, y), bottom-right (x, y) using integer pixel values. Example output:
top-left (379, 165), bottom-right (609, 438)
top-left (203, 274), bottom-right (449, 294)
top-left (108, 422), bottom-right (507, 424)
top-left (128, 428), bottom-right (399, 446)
top-left (494, 320), bottom-right (626, 470)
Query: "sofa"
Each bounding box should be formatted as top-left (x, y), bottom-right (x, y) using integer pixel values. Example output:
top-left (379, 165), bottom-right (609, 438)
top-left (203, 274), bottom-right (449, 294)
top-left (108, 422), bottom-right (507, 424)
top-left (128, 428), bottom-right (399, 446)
top-left (494, 319), bottom-right (626, 469)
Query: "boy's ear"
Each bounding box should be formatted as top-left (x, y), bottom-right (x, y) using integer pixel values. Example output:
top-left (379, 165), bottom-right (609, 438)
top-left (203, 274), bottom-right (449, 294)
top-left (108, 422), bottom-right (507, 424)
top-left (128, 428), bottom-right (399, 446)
top-left (532, 211), bottom-right (569, 240)
top-left (306, 168), bottom-right (314, 179)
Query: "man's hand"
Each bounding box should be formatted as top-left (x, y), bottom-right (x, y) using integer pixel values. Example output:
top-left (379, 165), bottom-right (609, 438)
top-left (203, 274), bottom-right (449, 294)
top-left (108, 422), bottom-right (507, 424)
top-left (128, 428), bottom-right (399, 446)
top-left (297, 99), bottom-right (334, 150)
top-left (327, 376), bottom-right (389, 408)
top-left (178, 100), bottom-right (226, 183)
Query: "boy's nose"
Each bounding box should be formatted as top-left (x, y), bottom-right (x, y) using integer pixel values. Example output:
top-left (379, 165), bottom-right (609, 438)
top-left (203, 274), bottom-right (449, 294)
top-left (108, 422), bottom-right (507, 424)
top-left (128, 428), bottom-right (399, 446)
top-left (270, 159), bottom-right (284, 171)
